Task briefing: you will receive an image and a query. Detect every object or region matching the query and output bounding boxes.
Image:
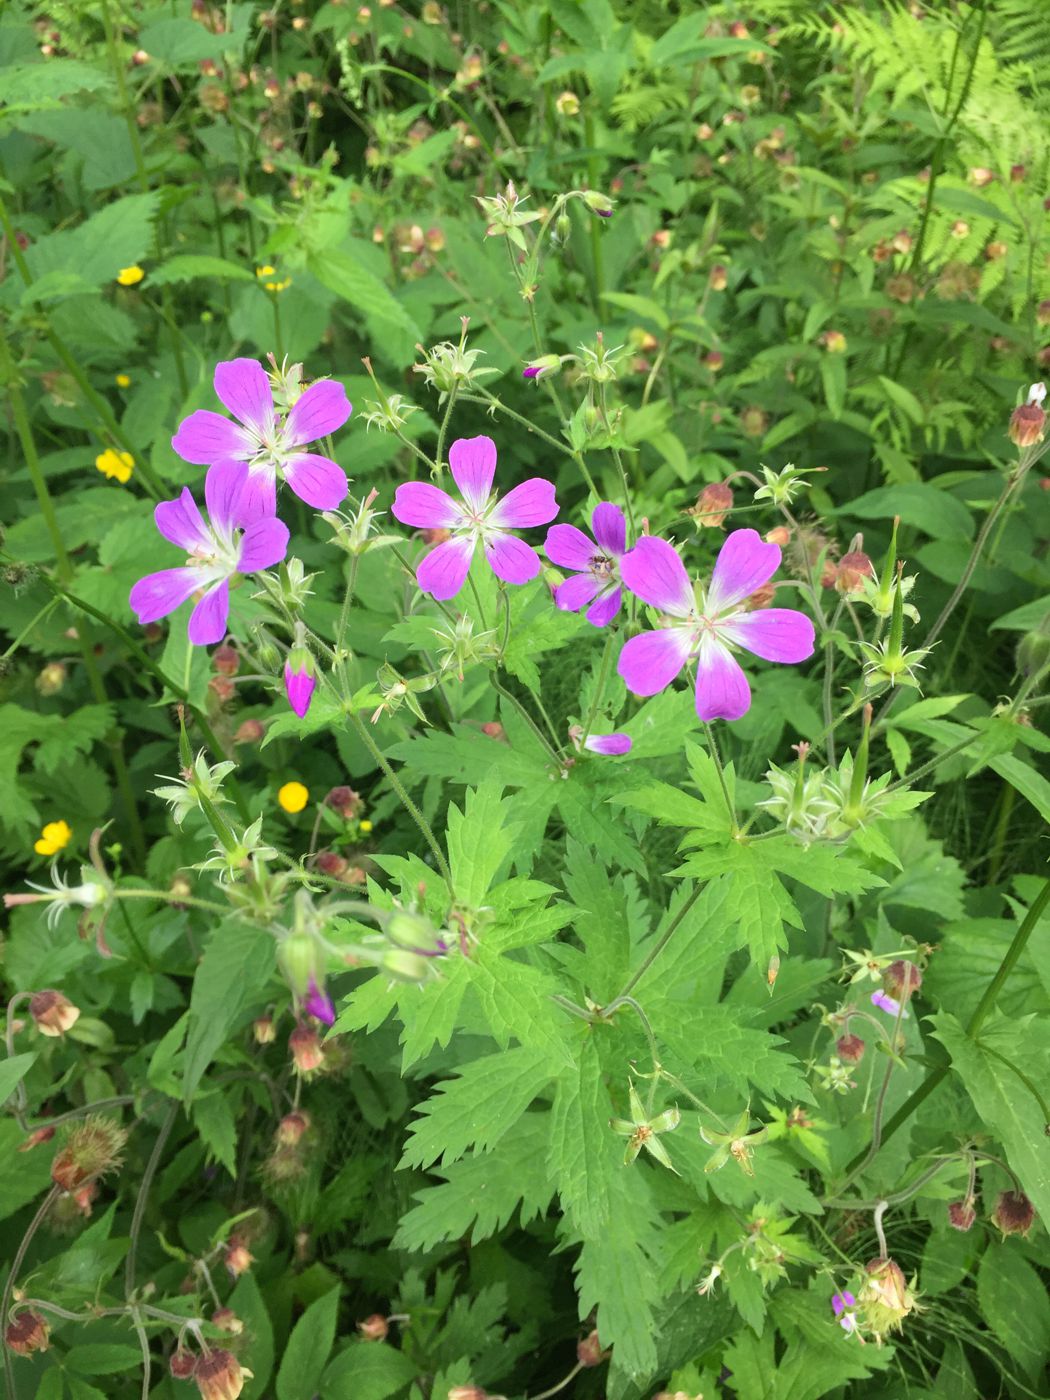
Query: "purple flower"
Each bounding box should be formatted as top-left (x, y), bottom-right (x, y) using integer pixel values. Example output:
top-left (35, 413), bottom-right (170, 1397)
top-left (584, 733), bottom-right (632, 756)
top-left (871, 990), bottom-right (908, 1018)
top-left (284, 661), bottom-right (316, 719)
top-left (171, 358), bottom-right (352, 517)
top-left (832, 1292), bottom-right (857, 1333)
top-left (545, 502), bottom-right (626, 627)
top-left (129, 461), bottom-right (289, 646)
top-left (391, 435), bottom-right (558, 601)
top-left (617, 529), bottom-right (815, 722)
top-left (303, 976), bottom-right (335, 1027)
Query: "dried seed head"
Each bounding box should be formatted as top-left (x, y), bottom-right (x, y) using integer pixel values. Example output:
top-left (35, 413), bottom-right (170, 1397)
top-left (50, 1115), bottom-right (127, 1192)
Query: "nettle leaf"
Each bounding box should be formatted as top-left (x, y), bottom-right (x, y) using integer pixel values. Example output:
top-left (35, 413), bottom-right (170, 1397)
top-left (573, 1162), bottom-right (661, 1379)
top-left (546, 1033), bottom-right (621, 1236)
top-left (931, 1012), bottom-right (1050, 1225)
top-left (447, 780), bottom-right (515, 908)
top-left (308, 247), bottom-right (422, 367)
top-left (394, 1114), bottom-right (554, 1251)
top-left (25, 191), bottom-right (160, 291)
top-left (399, 1045), bottom-right (554, 1170)
top-left (150, 254), bottom-right (256, 285)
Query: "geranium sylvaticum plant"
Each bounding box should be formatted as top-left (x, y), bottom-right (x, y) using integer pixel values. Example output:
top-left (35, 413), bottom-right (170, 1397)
top-left (3, 12), bottom-right (1050, 1396)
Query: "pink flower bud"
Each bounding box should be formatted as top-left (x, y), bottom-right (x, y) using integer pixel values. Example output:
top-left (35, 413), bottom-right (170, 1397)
top-left (357, 1313), bottom-right (389, 1340)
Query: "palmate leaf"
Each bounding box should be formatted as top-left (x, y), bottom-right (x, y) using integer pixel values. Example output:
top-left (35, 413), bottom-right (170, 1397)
top-left (399, 1045), bottom-right (554, 1170)
top-left (546, 1033), bottom-right (621, 1236)
top-left (659, 1011), bottom-right (814, 1106)
top-left (394, 1114), bottom-right (554, 1250)
top-left (572, 1161), bottom-right (662, 1380)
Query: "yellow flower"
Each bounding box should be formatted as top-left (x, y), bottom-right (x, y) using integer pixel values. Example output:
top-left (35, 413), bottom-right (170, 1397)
top-left (95, 449), bottom-right (135, 484)
top-left (116, 265), bottom-right (144, 286)
top-left (359, 819), bottom-right (373, 834)
top-left (265, 277), bottom-right (292, 293)
top-left (278, 781), bottom-right (309, 814)
top-left (256, 265), bottom-right (276, 278)
top-left (115, 373), bottom-right (131, 388)
top-left (34, 820), bottom-right (72, 856)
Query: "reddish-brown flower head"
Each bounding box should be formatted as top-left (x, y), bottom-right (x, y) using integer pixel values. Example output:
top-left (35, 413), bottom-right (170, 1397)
top-left (276, 1111), bottom-right (311, 1147)
top-left (947, 1199), bottom-right (976, 1231)
top-left (193, 1348), bottom-right (252, 1400)
top-left (30, 988), bottom-right (80, 1036)
top-left (693, 481), bottom-right (734, 529)
top-left (883, 960), bottom-right (922, 1001)
top-left (836, 1033), bottom-right (866, 1064)
top-left (835, 550), bottom-right (874, 595)
top-left (170, 1347), bottom-right (198, 1379)
top-left (1009, 400), bottom-right (1046, 448)
top-left (211, 1308), bottom-right (244, 1335)
top-left (224, 1237), bottom-right (254, 1278)
top-left (289, 1022), bottom-right (324, 1074)
top-left (5, 1310), bottom-right (50, 1356)
top-left (991, 1189), bottom-right (1035, 1237)
top-left (576, 1329), bottom-right (607, 1367)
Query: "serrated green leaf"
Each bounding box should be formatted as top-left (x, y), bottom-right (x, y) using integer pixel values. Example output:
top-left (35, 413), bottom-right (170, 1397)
top-left (546, 1034), bottom-right (620, 1235)
top-left (150, 254), bottom-right (256, 285)
top-left (183, 922), bottom-right (275, 1104)
top-left (399, 1045), bottom-right (553, 1170)
top-left (193, 1092), bottom-right (238, 1177)
top-left (446, 780), bottom-right (513, 908)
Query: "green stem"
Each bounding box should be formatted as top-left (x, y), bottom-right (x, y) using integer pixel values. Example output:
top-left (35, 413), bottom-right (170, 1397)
top-left (583, 109), bottom-right (605, 311)
top-left (126, 1103), bottom-right (179, 1296)
top-left (347, 709), bottom-right (452, 887)
top-left (490, 674), bottom-right (561, 764)
top-left (434, 382), bottom-right (459, 475)
top-left (2, 1185), bottom-right (60, 1400)
top-left (846, 871), bottom-right (1050, 1172)
top-left (701, 721), bottom-right (737, 829)
top-left (463, 393), bottom-right (578, 459)
top-left (579, 630), bottom-right (615, 748)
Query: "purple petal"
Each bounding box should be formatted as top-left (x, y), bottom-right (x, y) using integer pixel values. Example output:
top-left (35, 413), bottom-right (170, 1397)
top-left (154, 488), bottom-right (210, 553)
top-left (617, 627), bottom-right (692, 696)
top-left (188, 580), bottom-right (230, 646)
top-left (871, 990), bottom-right (907, 1018)
top-left (707, 529), bottom-right (782, 613)
top-left (554, 573), bottom-right (601, 613)
top-left (449, 435), bottom-right (497, 514)
top-left (392, 481), bottom-right (464, 529)
top-left (241, 463), bottom-right (278, 523)
top-left (522, 367), bottom-right (540, 378)
top-left (284, 664), bottom-right (316, 719)
top-left (304, 977), bottom-right (336, 1026)
top-left (545, 523), bottom-right (596, 571)
top-left (591, 502), bottom-right (626, 556)
top-left (584, 733), bottom-right (632, 756)
top-left (620, 537), bottom-right (694, 616)
top-left (130, 566), bottom-right (208, 625)
top-left (171, 409), bottom-right (252, 465)
top-left (719, 608), bottom-right (815, 663)
top-left (694, 636), bottom-right (751, 721)
top-left (238, 516), bottom-right (289, 573)
top-left (283, 452), bottom-right (349, 510)
top-left (489, 477), bottom-right (559, 529)
top-left (416, 535), bottom-right (475, 600)
top-left (213, 358), bottom-right (274, 437)
top-left (284, 380), bottom-right (352, 446)
top-left (484, 533), bottom-right (542, 586)
top-left (204, 460), bottom-right (249, 533)
top-left (586, 585), bottom-right (622, 628)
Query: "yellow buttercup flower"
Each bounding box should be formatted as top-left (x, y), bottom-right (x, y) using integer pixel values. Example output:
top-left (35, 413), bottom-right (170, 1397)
top-left (266, 278), bottom-right (292, 293)
top-left (359, 819), bottom-right (373, 834)
top-left (95, 449), bottom-right (135, 484)
top-left (256, 265), bottom-right (291, 293)
top-left (278, 781), bottom-right (309, 814)
top-left (115, 373), bottom-right (131, 388)
top-left (256, 265), bottom-right (276, 278)
top-left (116, 265), bottom-right (145, 286)
top-left (35, 820), bottom-right (72, 856)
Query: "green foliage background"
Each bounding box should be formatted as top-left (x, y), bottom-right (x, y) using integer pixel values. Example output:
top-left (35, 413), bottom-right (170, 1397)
top-left (1, 1), bottom-right (1050, 1398)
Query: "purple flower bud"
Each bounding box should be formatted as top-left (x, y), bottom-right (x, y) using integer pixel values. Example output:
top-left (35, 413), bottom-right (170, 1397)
top-left (284, 660), bottom-right (316, 718)
top-left (584, 733), bottom-right (632, 756)
top-left (522, 367), bottom-right (540, 379)
top-left (304, 976), bottom-right (335, 1027)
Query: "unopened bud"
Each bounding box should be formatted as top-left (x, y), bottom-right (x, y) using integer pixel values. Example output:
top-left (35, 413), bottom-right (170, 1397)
top-left (1009, 397), bottom-right (1046, 447)
top-left (326, 785), bottom-right (362, 819)
top-left (19, 1125), bottom-right (56, 1152)
top-left (692, 481), bottom-right (733, 528)
top-left (234, 718), bottom-right (265, 744)
top-left (765, 526), bottom-right (790, 546)
top-left (211, 1307), bottom-right (244, 1335)
top-left (289, 1021), bottom-right (324, 1073)
top-left (213, 644), bottom-right (239, 676)
top-left (581, 189), bottom-right (614, 217)
top-left (447, 1389), bottom-right (488, 1400)
top-left (357, 1313), bottom-right (389, 1340)
top-left (276, 1111), bottom-right (311, 1147)
top-left (709, 263), bottom-right (728, 291)
top-left (169, 1347), bottom-right (197, 1379)
top-left (224, 1238), bottom-right (254, 1277)
top-left (947, 1199), bottom-right (976, 1231)
top-left (30, 988), bottom-right (80, 1036)
top-left (253, 1014), bottom-right (276, 1044)
top-left (316, 850), bottom-right (349, 879)
top-left (835, 550), bottom-right (874, 595)
top-left (36, 662), bottom-right (67, 696)
top-left (991, 1189), bottom-right (1035, 1237)
top-left (883, 960), bottom-right (922, 1000)
top-left (836, 1033), bottom-right (865, 1064)
top-left (576, 1329), bottom-right (606, 1367)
